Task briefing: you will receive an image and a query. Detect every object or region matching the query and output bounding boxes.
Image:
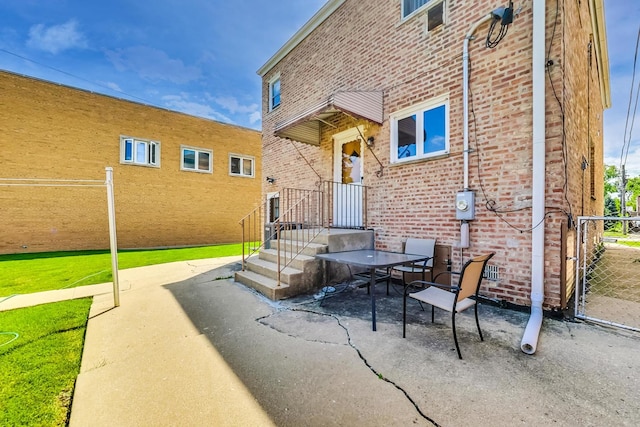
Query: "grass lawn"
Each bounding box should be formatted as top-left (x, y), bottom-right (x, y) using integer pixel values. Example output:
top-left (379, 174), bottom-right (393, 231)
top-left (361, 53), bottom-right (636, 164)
top-left (0, 243), bottom-right (244, 297)
top-left (0, 244), bottom-right (243, 425)
top-left (0, 298), bottom-right (93, 426)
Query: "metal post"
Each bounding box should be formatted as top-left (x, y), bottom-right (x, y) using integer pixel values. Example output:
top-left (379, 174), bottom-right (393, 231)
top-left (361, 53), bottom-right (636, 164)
top-left (105, 167), bottom-right (120, 307)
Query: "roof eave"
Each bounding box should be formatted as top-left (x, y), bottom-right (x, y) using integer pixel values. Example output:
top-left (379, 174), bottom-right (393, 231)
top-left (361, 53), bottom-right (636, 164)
top-left (590, 0), bottom-right (611, 109)
top-left (256, 0), bottom-right (346, 77)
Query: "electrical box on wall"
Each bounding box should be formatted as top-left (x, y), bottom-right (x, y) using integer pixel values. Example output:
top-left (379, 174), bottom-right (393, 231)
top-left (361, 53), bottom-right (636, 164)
top-left (455, 191), bottom-right (475, 220)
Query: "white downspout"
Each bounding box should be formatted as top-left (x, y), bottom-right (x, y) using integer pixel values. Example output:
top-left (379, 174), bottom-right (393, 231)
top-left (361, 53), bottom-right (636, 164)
top-left (520, 0), bottom-right (546, 354)
top-left (463, 14), bottom-right (493, 191)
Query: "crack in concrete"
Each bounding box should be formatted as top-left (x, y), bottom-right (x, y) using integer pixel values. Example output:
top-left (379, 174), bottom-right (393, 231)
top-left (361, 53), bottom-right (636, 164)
top-left (257, 306), bottom-right (439, 426)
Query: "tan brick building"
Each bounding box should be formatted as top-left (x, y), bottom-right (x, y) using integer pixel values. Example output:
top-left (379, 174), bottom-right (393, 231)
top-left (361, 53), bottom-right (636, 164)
top-left (0, 70), bottom-right (261, 253)
top-left (257, 0), bottom-right (610, 311)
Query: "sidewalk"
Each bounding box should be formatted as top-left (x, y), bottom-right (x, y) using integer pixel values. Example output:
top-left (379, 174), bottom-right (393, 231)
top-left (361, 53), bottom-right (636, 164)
top-left (7, 256), bottom-right (639, 426)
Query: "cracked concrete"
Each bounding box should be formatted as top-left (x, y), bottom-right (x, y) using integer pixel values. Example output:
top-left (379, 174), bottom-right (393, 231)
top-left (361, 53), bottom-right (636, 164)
top-left (69, 257), bottom-right (640, 426)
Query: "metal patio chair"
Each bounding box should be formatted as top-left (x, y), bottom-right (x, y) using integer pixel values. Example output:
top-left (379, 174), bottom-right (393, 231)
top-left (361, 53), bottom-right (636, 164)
top-left (392, 238), bottom-right (436, 286)
top-left (402, 252), bottom-right (495, 359)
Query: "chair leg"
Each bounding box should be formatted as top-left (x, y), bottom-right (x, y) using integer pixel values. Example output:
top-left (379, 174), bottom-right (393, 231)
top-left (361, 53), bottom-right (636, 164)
top-left (474, 303), bottom-right (484, 341)
top-left (402, 289), bottom-right (408, 338)
top-left (452, 311), bottom-right (462, 359)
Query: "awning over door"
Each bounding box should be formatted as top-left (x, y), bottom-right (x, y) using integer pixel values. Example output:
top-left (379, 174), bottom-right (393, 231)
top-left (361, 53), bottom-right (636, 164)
top-left (274, 91), bottom-right (383, 145)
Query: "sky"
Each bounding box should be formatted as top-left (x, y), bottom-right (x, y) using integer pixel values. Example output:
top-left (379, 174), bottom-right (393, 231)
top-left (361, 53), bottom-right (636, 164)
top-left (0, 0), bottom-right (638, 176)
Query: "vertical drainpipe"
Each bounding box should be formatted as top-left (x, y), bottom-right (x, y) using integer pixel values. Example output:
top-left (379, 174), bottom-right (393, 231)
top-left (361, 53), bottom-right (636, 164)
top-left (520, 0), bottom-right (546, 354)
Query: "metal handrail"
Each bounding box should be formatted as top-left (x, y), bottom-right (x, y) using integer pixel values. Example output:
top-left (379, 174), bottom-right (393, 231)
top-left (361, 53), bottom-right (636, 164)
top-left (239, 181), bottom-right (369, 286)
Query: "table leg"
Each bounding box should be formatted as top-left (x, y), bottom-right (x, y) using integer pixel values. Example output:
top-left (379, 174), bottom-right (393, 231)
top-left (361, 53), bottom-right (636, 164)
top-left (370, 267), bottom-right (376, 331)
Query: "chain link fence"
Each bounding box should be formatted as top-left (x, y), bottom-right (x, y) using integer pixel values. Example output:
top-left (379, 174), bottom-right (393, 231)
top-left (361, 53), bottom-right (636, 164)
top-left (575, 216), bottom-right (640, 332)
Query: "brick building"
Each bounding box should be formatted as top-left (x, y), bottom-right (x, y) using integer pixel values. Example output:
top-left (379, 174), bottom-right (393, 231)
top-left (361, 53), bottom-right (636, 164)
top-left (256, 0), bottom-right (610, 311)
top-left (0, 70), bottom-right (261, 253)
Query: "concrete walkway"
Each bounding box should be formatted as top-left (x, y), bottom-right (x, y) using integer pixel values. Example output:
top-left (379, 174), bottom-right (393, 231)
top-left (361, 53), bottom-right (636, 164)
top-left (4, 256), bottom-right (640, 426)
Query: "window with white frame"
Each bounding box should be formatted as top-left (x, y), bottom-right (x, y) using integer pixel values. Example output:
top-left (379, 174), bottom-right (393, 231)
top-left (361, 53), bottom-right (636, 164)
top-left (181, 145), bottom-right (212, 173)
top-left (390, 95), bottom-right (448, 164)
top-left (402, 0), bottom-right (443, 20)
top-left (268, 74), bottom-right (281, 111)
top-left (229, 154), bottom-right (254, 177)
top-left (120, 136), bottom-right (160, 167)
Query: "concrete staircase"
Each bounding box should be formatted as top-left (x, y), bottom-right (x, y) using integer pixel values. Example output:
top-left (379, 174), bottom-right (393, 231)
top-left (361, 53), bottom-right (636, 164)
top-left (235, 228), bottom-right (374, 300)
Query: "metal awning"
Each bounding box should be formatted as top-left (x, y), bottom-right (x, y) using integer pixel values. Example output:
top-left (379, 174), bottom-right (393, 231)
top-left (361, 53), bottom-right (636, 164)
top-left (274, 91), bottom-right (383, 145)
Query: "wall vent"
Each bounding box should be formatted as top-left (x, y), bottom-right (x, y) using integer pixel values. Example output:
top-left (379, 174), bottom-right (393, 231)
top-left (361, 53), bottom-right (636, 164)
top-left (484, 264), bottom-right (500, 281)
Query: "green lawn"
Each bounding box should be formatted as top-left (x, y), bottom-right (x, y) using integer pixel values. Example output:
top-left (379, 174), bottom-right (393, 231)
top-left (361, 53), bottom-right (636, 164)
top-left (0, 243), bottom-right (244, 297)
top-left (0, 244), bottom-right (244, 425)
top-left (0, 298), bottom-right (93, 426)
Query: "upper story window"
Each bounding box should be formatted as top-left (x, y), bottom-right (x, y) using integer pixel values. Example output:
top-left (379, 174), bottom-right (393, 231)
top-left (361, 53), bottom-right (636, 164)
top-left (120, 136), bottom-right (160, 167)
top-left (402, 0), bottom-right (444, 25)
top-left (269, 74), bottom-right (281, 111)
top-left (229, 154), bottom-right (255, 178)
top-left (181, 145), bottom-right (212, 173)
top-left (390, 95), bottom-right (449, 164)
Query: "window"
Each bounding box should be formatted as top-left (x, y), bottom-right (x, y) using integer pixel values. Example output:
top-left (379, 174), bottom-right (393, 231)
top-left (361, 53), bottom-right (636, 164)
top-left (390, 96), bottom-right (448, 164)
top-left (267, 192), bottom-right (280, 223)
top-left (403, 0), bottom-right (436, 19)
top-left (181, 145), bottom-right (212, 173)
top-left (402, 0), bottom-right (444, 26)
top-left (269, 74), bottom-right (281, 111)
top-left (120, 136), bottom-right (160, 167)
top-left (229, 154), bottom-right (255, 177)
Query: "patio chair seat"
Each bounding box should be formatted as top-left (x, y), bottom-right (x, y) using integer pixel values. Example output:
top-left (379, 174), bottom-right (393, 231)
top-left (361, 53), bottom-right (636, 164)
top-left (408, 286), bottom-right (476, 313)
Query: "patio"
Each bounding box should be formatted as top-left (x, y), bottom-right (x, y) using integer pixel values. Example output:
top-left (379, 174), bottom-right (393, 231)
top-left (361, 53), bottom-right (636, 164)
top-left (70, 258), bottom-right (640, 426)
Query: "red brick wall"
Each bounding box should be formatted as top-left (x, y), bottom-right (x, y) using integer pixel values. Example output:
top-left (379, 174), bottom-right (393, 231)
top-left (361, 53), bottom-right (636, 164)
top-left (261, 0), bottom-right (606, 309)
top-left (0, 71), bottom-right (262, 254)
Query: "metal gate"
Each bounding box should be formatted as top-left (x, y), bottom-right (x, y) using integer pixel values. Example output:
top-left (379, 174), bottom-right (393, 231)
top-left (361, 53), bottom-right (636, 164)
top-left (575, 216), bottom-right (640, 332)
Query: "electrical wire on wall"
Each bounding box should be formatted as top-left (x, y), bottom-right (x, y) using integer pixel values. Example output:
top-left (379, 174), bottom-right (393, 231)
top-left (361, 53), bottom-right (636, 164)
top-left (467, 1), bottom-right (568, 233)
top-left (545, 0), bottom-right (574, 227)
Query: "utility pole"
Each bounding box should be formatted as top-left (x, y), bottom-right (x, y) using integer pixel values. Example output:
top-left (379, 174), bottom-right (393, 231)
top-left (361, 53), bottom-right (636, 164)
top-left (620, 164), bottom-right (628, 235)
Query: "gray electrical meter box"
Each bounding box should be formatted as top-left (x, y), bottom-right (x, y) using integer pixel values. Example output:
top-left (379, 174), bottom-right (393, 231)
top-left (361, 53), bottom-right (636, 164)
top-left (455, 191), bottom-right (475, 220)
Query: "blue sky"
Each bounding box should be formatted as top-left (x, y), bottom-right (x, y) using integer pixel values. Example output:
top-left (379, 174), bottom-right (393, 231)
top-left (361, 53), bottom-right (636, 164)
top-left (0, 1), bottom-right (637, 176)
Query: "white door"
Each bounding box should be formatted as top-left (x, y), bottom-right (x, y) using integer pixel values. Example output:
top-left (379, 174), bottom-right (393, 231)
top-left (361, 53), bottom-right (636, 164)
top-left (333, 127), bottom-right (364, 228)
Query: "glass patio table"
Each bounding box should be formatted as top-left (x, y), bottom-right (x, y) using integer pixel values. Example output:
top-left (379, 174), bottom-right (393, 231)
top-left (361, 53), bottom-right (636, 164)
top-left (315, 249), bottom-right (431, 331)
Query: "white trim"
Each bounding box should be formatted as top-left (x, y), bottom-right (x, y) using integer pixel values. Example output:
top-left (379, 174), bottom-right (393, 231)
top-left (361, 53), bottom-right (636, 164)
top-left (390, 94), bottom-right (449, 164)
top-left (401, 0), bottom-right (443, 22)
top-left (268, 72), bottom-right (281, 112)
top-left (257, 0), bottom-right (346, 77)
top-left (119, 135), bottom-right (161, 168)
top-left (229, 153), bottom-right (255, 178)
top-left (180, 145), bottom-right (213, 173)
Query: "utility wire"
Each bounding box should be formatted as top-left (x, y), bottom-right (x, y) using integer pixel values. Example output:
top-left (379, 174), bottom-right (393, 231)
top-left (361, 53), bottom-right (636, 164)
top-left (0, 47), bottom-right (157, 106)
top-left (620, 27), bottom-right (640, 170)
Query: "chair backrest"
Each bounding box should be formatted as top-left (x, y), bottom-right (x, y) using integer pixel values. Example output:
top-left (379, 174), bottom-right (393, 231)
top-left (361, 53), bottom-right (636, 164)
top-left (456, 253), bottom-right (495, 301)
top-left (404, 238), bottom-right (436, 267)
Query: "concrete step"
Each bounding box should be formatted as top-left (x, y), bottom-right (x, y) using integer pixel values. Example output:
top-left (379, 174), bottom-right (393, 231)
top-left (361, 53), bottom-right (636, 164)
top-left (310, 229), bottom-right (374, 251)
top-left (234, 270), bottom-right (291, 300)
top-left (244, 257), bottom-right (304, 287)
top-left (267, 239), bottom-right (328, 256)
top-left (260, 249), bottom-right (316, 271)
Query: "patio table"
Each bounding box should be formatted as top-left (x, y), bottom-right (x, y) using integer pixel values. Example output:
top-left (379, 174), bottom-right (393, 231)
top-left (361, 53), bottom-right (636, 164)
top-left (315, 249), bottom-right (431, 331)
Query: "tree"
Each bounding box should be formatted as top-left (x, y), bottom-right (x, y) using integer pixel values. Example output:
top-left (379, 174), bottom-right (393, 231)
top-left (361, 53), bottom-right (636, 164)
top-left (604, 194), bottom-right (618, 230)
top-left (627, 176), bottom-right (640, 212)
top-left (604, 165), bottom-right (619, 195)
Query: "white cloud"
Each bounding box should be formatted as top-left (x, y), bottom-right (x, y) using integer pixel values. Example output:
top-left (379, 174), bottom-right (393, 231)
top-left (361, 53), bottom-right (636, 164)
top-left (106, 46), bottom-right (201, 84)
top-left (162, 94), bottom-right (233, 123)
top-left (249, 111), bottom-right (261, 125)
top-left (102, 81), bottom-right (122, 92)
top-left (214, 96), bottom-right (258, 114)
top-left (27, 20), bottom-right (87, 54)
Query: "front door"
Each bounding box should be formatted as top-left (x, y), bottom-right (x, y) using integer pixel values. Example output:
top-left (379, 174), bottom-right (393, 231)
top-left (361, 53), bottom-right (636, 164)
top-left (333, 127), bottom-right (364, 228)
